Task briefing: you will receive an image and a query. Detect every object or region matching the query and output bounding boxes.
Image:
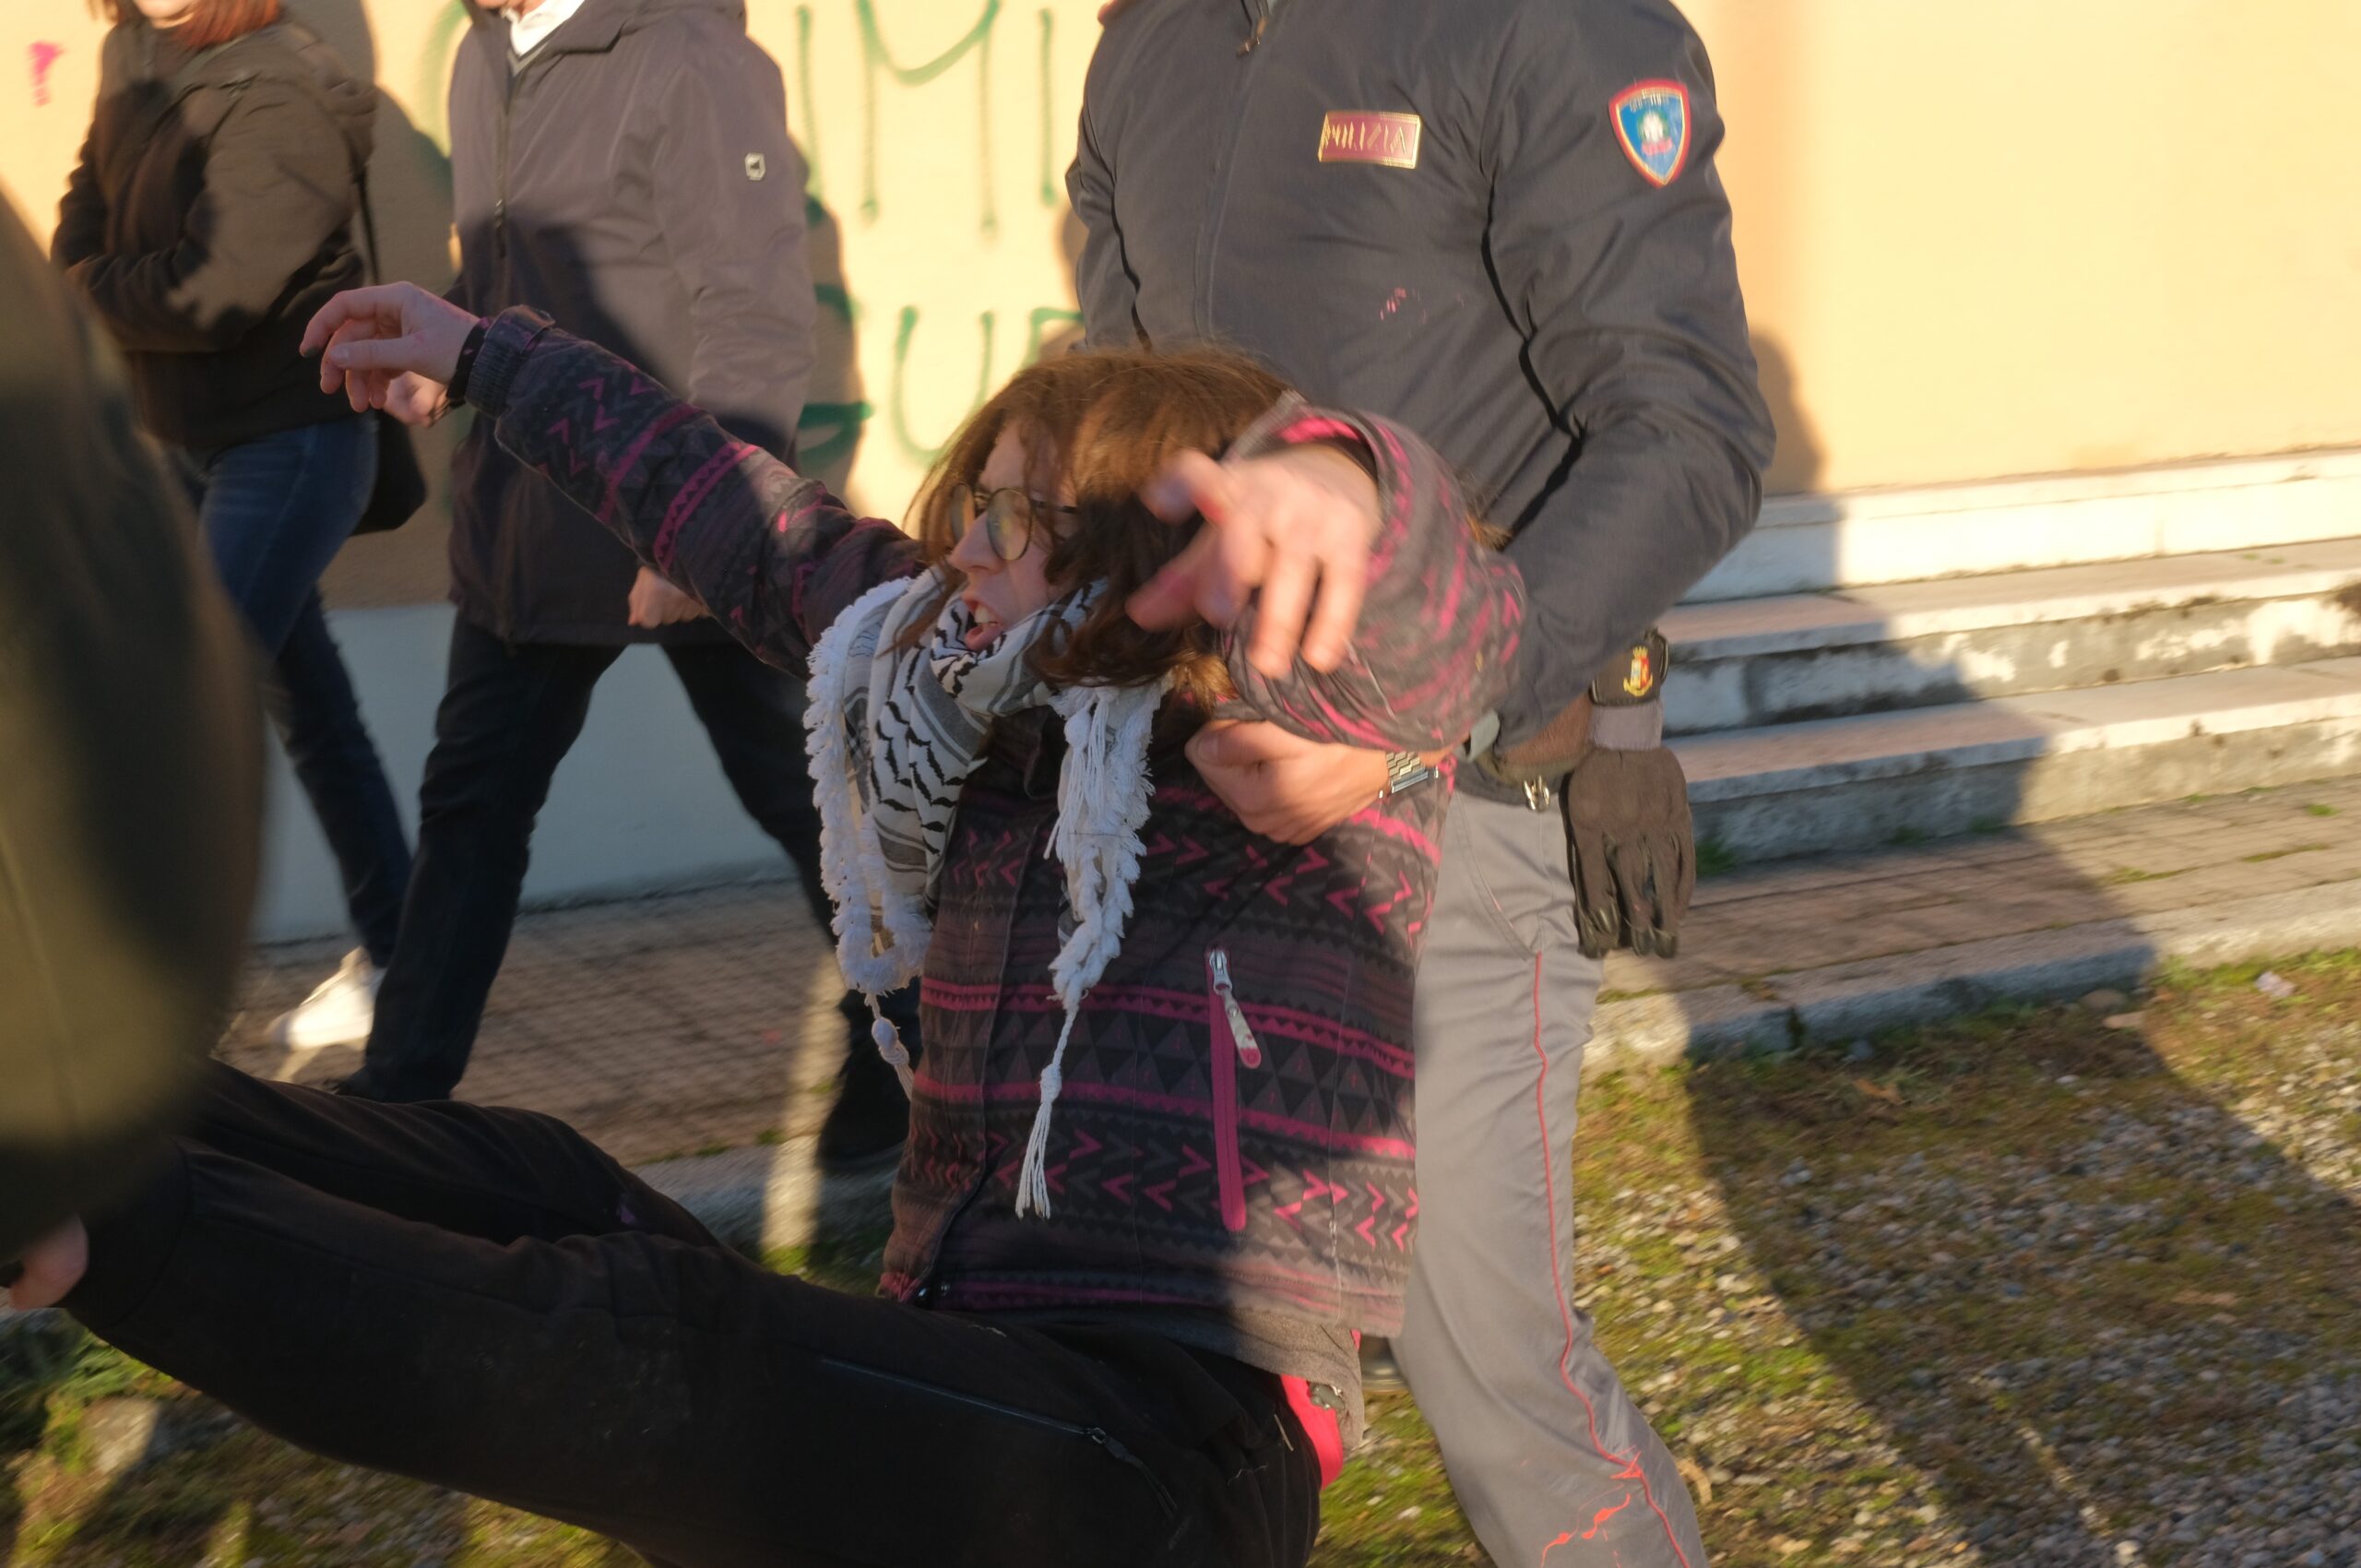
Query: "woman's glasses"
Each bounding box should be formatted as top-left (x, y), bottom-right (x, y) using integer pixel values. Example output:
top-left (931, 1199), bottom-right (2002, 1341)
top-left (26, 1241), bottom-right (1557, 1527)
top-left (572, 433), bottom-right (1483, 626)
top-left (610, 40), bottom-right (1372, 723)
top-left (950, 484), bottom-right (1079, 563)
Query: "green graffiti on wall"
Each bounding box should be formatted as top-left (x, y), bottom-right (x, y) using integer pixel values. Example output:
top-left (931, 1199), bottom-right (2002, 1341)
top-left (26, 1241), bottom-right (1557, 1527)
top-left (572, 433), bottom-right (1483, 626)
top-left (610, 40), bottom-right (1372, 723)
top-left (880, 303), bottom-right (1085, 465)
top-left (890, 306), bottom-right (995, 464)
top-left (852, 0), bottom-right (1000, 237)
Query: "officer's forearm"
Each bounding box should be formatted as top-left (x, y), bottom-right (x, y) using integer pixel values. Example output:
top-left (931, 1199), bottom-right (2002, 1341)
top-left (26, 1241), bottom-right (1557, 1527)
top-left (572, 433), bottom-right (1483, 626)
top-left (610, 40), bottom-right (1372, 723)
top-left (1493, 409), bottom-right (1760, 748)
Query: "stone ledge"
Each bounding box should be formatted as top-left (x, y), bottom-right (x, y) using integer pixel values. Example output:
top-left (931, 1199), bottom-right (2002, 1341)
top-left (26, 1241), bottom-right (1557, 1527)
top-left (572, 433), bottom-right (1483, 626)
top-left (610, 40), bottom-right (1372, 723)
top-left (1693, 446), bottom-right (2361, 600)
top-left (1596, 879), bottom-right (2361, 1065)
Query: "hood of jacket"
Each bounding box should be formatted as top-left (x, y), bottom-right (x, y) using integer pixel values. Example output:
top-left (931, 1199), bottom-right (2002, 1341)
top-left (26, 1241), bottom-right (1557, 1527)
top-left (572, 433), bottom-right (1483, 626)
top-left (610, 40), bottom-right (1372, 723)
top-left (143, 18), bottom-right (376, 175)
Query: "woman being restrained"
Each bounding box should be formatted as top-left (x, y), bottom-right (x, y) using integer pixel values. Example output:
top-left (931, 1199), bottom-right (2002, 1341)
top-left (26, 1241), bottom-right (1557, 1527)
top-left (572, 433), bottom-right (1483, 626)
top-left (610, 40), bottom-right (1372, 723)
top-left (8, 281), bottom-right (1522, 1568)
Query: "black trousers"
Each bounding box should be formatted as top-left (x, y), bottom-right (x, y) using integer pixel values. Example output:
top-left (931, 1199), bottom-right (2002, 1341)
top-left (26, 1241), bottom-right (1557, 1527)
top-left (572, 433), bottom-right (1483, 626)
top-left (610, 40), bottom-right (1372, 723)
top-left (66, 1065), bottom-right (1321, 1568)
top-left (361, 615), bottom-right (914, 1101)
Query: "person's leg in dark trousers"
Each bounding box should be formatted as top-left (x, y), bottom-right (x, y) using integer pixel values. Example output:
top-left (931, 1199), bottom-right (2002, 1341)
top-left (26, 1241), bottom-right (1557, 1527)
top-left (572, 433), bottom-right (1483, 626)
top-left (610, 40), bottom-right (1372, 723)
top-left (267, 592), bottom-right (413, 966)
top-left (662, 641), bottom-right (921, 1163)
top-left (351, 619), bottom-right (620, 1101)
top-left (181, 416), bottom-right (412, 966)
top-left (65, 1068), bottom-right (1320, 1568)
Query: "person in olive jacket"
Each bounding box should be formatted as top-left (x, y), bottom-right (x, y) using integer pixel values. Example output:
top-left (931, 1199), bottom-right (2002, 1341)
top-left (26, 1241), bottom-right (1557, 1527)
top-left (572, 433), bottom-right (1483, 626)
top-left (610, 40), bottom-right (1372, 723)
top-left (54, 0), bottom-right (412, 1055)
top-left (2, 187), bottom-right (263, 1275)
top-left (340, 0), bottom-right (916, 1160)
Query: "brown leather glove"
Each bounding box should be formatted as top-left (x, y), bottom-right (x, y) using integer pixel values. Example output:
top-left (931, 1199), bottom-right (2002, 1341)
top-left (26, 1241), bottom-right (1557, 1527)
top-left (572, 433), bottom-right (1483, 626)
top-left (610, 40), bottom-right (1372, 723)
top-left (1562, 743), bottom-right (1694, 958)
top-left (1477, 632), bottom-right (1695, 957)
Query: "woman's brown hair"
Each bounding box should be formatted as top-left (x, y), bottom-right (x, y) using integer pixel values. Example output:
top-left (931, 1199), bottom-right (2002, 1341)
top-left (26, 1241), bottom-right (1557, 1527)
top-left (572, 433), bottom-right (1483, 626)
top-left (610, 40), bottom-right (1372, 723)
top-left (907, 348), bottom-right (1292, 699)
top-left (91, 0), bottom-right (283, 50)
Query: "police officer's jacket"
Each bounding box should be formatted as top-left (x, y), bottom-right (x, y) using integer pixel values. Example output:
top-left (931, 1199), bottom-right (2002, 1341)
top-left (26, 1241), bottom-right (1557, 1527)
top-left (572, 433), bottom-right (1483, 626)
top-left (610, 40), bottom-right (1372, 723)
top-left (1072, 0), bottom-right (1775, 781)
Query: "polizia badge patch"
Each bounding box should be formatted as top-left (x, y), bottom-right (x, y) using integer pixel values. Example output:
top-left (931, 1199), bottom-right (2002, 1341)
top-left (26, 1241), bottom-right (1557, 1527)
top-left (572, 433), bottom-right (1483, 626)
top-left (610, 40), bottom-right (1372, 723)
top-left (1610, 80), bottom-right (1691, 186)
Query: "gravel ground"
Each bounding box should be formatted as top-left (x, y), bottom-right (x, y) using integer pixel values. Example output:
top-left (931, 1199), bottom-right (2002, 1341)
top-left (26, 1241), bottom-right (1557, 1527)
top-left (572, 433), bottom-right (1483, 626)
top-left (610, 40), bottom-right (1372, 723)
top-left (6, 956), bottom-right (2358, 1568)
top-left (1557, 955), bottom-right (2361, 1568)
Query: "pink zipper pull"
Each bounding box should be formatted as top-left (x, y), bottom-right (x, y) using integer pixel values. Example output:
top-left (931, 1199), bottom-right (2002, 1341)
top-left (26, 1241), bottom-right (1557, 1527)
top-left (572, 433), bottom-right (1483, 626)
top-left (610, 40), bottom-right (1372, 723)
top-left (1208, 948), bottom-right (1263, 1067)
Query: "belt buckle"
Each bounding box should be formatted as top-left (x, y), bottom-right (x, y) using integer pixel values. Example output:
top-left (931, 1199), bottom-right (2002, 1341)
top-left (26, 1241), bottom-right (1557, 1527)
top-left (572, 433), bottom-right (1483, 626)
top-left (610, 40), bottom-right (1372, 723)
top-left (1523, 778), bottom-right (1554, 812)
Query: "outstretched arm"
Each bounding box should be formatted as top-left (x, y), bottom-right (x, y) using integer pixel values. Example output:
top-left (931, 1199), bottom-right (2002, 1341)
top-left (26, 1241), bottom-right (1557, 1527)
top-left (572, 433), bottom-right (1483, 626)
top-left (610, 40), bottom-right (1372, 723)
top-left (303, 286), bottom-right (916, 671)
top-left (306, 285), bottom-right (1437, 688)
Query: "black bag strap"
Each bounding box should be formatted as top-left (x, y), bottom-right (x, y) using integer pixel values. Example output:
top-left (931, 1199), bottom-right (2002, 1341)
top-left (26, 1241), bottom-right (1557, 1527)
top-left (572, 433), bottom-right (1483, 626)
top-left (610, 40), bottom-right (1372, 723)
top-left (352, 166), bottom-right (385, 284)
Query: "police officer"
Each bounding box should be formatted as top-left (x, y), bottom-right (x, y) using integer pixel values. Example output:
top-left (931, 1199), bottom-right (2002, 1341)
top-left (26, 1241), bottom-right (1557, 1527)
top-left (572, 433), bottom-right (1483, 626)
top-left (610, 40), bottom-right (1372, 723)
top-left (1073, 1), bottom-right (1774, 1561)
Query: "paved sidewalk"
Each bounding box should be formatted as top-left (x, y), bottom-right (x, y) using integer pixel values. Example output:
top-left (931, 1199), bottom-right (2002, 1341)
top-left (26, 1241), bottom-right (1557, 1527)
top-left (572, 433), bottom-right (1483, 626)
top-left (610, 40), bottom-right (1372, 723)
top-left (220, 777), bottom-right (2361, 1164)
top-left (1602, 773), bottom-right (2361, 1058)
top-left (222, 881), bottom-right (851, 1170)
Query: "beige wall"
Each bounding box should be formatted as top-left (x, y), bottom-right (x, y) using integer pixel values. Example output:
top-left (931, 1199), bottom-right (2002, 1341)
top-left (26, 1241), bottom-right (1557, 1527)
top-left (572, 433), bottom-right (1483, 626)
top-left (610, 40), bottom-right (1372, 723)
top-left (1693, 0), bottom-right (2361, 494)
top-left (7, 0), bottom-right (2357, 527)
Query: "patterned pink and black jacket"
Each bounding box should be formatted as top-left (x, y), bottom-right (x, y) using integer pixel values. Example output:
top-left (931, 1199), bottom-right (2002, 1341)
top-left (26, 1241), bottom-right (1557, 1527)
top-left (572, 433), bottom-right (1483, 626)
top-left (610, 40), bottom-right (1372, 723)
top-left (464, 307), bottom-right (1523, 1336)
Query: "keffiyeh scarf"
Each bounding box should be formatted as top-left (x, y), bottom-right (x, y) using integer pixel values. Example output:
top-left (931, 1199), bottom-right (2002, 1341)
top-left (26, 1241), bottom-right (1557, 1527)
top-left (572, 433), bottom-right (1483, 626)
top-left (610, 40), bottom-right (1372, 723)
top-left (804, 567), bottom-right (1169, 1218)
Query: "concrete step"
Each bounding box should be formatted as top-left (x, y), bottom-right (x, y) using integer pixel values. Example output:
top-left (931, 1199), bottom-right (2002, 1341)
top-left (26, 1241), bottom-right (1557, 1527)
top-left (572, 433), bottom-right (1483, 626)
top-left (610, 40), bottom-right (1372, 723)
top-left (1596, 878), bottom-right (2361, 1065)
top-left (1662, 538), bottom-right (2361, 735)
top-left (1596, 774), bottom-right (2361, 1063)
top-left (1687, 447), bottom-right (2361, 601)
top-left (1678, 656), bottom-right (2361, 862)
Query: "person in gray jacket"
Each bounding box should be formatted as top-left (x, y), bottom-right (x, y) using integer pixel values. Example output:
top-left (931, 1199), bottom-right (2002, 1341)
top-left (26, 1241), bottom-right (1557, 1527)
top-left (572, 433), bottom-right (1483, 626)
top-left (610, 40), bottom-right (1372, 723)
top-left (339, 0), bottom-right (916, 1160)
top-left (1072, 1), bottom-right (1774, 1562)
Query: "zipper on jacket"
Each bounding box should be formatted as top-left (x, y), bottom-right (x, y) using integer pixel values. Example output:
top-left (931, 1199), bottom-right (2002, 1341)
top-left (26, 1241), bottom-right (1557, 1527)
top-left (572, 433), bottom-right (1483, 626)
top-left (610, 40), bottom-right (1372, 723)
top-left (819, 1356), bottom-right (1180, 1516)
top-left (1194, 0), bottom-right (1279, 340)
top-left (493, 57), bottom-right (527, 261)
top-left (1206, 947), bottom-right (1260, 1233)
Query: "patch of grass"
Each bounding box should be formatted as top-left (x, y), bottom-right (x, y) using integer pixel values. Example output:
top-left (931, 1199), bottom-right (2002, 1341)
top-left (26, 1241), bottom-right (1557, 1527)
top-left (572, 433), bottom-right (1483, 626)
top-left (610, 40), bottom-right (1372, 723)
top-left (2154, 947), bottom-right (2361, 997)
top-left (762, 1229), bottom-right (890, 1295)
top-left (2304, 802), bottom-right (2339, 818)
top-left (2242, 842), bottom-right (2331, 862)
top-left (2099, 865), bottom-right (2183, 886)
top-left (1695, 838), bottom-right (1739, 879)
top-left (1310, 1396), bottom-right (1478, 1564)
top-left (1888, 826), bottom-right (1929, 847)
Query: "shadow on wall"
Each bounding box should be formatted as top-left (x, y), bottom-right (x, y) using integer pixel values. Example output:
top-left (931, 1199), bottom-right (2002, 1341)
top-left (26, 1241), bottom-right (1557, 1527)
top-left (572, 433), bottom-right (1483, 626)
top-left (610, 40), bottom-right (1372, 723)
top-left (291, 0), bottom-right (463, 613)
top-left (1752, 331), bottom-right (1822, 499)
top-left (796, 194), bottom-right (872, 498)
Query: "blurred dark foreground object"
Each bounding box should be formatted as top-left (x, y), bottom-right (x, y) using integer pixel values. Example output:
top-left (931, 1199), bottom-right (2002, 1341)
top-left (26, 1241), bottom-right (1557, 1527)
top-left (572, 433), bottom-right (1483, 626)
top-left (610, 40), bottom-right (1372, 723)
top-left (0, 194), bottom-right (264, 1262)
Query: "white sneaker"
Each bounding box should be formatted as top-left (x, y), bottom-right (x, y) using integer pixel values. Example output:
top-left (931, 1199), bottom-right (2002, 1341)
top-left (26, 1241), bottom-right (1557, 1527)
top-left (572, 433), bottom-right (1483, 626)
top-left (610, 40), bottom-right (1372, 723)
top-left (267, 949), bottom-right (384, 1051)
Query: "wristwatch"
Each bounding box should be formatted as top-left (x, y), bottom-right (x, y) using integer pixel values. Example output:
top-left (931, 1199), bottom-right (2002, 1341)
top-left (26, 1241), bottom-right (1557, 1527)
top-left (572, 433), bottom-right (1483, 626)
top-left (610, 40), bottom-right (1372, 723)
top-left (1376, 750), bottom-right (1441, 800)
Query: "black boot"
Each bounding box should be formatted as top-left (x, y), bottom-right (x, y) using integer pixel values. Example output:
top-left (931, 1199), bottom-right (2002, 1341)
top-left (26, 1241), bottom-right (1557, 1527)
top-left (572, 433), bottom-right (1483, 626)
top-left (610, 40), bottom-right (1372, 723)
top-left (1358, 1335), bottom-right (1408, 1394)
top-left (815, 986), bottom-right (919, 1171)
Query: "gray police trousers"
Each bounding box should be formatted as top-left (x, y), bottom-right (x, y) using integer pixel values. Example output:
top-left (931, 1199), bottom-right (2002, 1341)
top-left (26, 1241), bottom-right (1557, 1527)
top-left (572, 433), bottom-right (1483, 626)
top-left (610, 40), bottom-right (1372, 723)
top-left (1396, 791), bottom-right (1710, 1567)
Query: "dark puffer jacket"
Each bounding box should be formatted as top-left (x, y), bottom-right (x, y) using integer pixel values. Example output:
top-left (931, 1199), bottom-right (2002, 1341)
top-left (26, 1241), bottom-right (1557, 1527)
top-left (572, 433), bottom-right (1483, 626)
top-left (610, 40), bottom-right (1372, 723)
top-left (53, 18), bottom-right (373, 452)
top-left (458, 304), bottom-right (1521, 1376)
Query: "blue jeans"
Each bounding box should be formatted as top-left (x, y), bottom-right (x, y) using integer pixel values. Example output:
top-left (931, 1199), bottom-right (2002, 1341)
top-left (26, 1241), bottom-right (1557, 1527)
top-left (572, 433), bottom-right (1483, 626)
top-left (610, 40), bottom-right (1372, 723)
top-left (174, 416), bottom-right (412, 966)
